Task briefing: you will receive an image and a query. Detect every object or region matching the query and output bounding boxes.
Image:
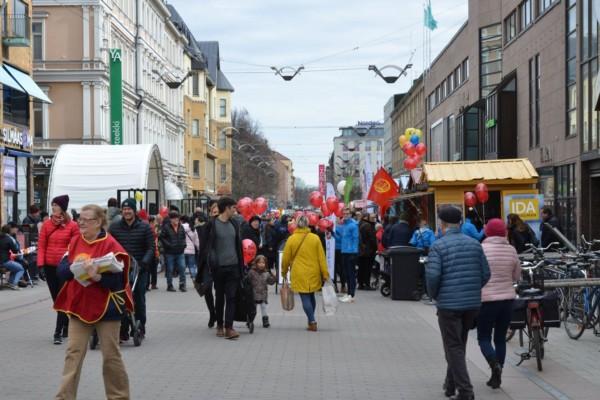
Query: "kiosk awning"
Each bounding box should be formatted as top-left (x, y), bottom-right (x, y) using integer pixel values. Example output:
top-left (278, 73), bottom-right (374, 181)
top-left (424, 159), bottom-right (538, 185)
top-left (394, 191), bottom-right (434, 202)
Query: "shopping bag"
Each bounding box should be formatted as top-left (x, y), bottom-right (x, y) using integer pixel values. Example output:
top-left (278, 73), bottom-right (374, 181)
top-left (321, 281), bottom-right (338, 316)
top-left (280, 279), bottom-right (295, 311)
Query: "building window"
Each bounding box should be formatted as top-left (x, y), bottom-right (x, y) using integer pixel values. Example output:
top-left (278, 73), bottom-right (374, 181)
top-left (377, 140), bottom-right (383, 152)
top-left (566, 0), bottom-right (577, 137)
top-left (365, 140), bottom-right (371, 151)
top-left (430, 120), bottom-right (445, 162)
top-left (192, 119), bottom-right (200, 136)
top-left (540, 0), bottom-right (557, 13)
top-left (520, 0), bottom-right (533, 30)
top-left (33, 101), bottom-right (43, 138)
top-left (220, 163), bottom-right (227, 183)
top-left (205, 157), bottom-right (215, 191)
top-left (219, 98), bottom-right (227, 117)
top-left (32, 21), bottom-right (43, 61)
top-left (504, 11), bottom-right (517, 44)
top-left (529, 54), bottom-right (541, 148)
top-left (192, 73), bottom-right (200, 96)
top-left (554, 163), bottom-right (576, 242)
top-left (193, 160), bottom-right (200, 177)
top-left (219, 131), bottom-right (227, 149)
top-left (485, 93), bottom-right (498, 155)
top-left (448, 73), bottom-right (454, 92)
top-left (2, 85), bottom-right (29, 127)
top-left (446, 115), bottom-right (454, 162)
top-left (480, 24), bottom-right (502, 97)
top-left (581, 0), bottom-right (599, 151)
top-left (455, 65), bottom-right (461, 86)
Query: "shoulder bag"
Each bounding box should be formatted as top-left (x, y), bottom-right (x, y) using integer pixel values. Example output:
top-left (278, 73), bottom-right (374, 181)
top-left (280, 234), bottom-right (308, 311)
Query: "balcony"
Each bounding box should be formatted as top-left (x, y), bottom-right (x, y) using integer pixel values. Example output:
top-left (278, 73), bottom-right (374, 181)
top-left (2, 14), bottom-right (30, 47)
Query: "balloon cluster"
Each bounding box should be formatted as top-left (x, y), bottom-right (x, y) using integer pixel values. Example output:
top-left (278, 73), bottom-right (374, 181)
top-left (309, 191), bottom-right (344, 218)
top-left (237, 196), bottom-right (269, 221)
top-left (399, 128), bottom-right (426, 171)
top-left (464, 183), bottom-right (489, 207)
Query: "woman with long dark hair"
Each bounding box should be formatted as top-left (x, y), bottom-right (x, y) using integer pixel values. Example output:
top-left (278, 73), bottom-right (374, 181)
top-left (506, 213), bottom-right (539, 253)
top-left (37, 195), bottom-right (79, 344)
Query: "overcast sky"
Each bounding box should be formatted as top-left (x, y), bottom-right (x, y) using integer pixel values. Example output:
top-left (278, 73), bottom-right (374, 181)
top-left (169, 0), bottom-right (469, 186)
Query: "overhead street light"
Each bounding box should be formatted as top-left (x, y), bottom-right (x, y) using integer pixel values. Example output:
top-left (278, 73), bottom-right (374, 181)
top-left (270, 65), bottom-right (305, 81)
top-left (368, 63), bottom-right (413, 83)
top-left (152, 69), bottom-right (193, 89)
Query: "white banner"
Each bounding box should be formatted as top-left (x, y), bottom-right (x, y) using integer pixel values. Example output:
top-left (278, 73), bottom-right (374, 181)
top-left (326, 236), bottom-right (336, 280)
top-left (277, 249), bottom-right (290, 285)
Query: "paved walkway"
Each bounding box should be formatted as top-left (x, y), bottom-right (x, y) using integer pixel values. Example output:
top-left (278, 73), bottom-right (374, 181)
top-left (1, 281), bottom-right (599, 399)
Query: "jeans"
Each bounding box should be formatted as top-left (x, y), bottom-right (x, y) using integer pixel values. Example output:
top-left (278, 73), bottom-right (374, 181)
top-left (477, 300), bottom-right (514, 366)
top-left (44, 266), bottom-right (69, 336)
top-left (2, 260), bottom-right (24, 285)
top-left (133, 271), bottom-right (148, 328)
top-left (357, 255), bottom-right (374, 287)
top-left (299, 293), bottom-right (316, 323)
top-left (437, 308), bottom-right (479, 397)
top-left (148, 256), bottom-right (158, 287)
top-left (213, 265), bottom-right (240, 329)
top-left (258, 302), bottom-right (268, 318)
top-left (184, 254), bottom-right (197, 279)
top-left (342, 253), bottom-right (357, 297)
top-left (165, 253), bottom-right (186, 288)
top-left (334, 249), bottom-right (346, 287)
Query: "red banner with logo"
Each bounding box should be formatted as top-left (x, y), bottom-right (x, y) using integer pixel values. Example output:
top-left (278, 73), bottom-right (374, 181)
top-left (367, 168), bottom-right (399, 215)
top-left (318, 164), bottom-right (326, 195)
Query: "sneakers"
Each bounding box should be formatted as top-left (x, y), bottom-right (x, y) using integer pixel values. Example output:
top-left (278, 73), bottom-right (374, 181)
top-left (339, 294), bottom-right (355, 303)
top-left (8, 283), bottom-right (21, 291)
top-left (225, 328), bottom-right (240, 339)
top-left (53, 335), bottom-right (62, 345)
top-left (166, 285), bottom-right (176, 292)
top-left (208, 314), bottom-right (217, 328)
top-left (179, 285), bottom-right (187, 292)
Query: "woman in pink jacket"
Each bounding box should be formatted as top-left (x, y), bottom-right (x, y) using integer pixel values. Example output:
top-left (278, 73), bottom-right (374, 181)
top-left (478, 218), bottom-right (521, 390)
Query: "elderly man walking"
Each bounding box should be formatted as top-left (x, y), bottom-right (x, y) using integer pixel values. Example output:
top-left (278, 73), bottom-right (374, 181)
top-left (426, 206), bottom-right (490, 400)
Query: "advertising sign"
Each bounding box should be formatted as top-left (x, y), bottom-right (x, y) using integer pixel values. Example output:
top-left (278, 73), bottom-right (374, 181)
top-left (109, 49), bottom-right (123, 145)
top-left (318, 164), bottom-right (326, 195)
top-left (502, 191), bottom-right (544, 238)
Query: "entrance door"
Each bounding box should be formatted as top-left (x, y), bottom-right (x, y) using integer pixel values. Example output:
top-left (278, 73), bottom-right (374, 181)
top-left (590, 176), bottom-right (600, 239)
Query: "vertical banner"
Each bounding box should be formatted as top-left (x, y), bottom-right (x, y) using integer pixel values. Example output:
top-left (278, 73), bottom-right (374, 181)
top-left (325, 236), bottom-right (335, 280)
top-left (344, 175), bottom-right (353, 204)
top-left (364, 152), bottom-right (374, 200)
top-left (110, 48), bottom-right (123, 145)
top-left (318, 164), bottom-right (326, 195)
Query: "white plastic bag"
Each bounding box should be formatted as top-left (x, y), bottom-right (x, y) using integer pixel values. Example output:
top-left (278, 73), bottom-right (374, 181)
top-left (322, 281), bottom-right (338, 316)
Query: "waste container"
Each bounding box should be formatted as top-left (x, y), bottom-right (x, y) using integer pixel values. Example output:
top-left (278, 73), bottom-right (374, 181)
top-left (385, 246), bottom-right (423, 300)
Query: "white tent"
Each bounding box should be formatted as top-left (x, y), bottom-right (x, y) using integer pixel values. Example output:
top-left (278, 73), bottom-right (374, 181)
top-left (164, 180), bottom-right (184, 200)
top-left (48, 144), bottom-right (165, 211)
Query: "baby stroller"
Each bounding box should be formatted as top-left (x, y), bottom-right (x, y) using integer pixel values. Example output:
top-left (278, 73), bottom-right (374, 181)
top-left (378, 253), bottom-right (391, 297)
top-left (234, 270), bottom-right (257, 334)
top-left (90, 258), bottom-right (143, 349)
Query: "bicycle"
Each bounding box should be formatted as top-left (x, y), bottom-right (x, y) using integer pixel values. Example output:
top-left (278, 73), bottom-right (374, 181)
top-left (562, 269), bottom-right (600, 340)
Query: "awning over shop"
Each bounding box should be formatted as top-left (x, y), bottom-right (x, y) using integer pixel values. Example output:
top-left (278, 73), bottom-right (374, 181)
top-left (394, 191), bottom-right (434, 202)
top-left (6, 149), bottom-right (33, 158)
top-left (423, 159), bottom-right (538, 185)
top-left (2, 64), bottom-right (52, 103)
top-left (164, 180), bottom-right (184, 200)
top-left (0, 66), bottom-right (24, 93)
top-left (48, 144), bottom-right (165, 211)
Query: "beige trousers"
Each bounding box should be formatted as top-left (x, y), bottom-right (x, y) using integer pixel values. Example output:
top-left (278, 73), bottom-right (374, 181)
top-left (55, 317), bottom-right (130, 400)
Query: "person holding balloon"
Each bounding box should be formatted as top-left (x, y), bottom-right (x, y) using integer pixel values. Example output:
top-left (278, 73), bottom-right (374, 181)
top-left (461, 209), bottom-right (485, 242)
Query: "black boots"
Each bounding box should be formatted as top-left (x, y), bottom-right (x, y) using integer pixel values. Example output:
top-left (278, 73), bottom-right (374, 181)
top-left (486, 357), bottom-right (502, 389)
top-left (208, 313), bottom-right (217, 328)
top-left (262, 316), bottom-right (270, 328)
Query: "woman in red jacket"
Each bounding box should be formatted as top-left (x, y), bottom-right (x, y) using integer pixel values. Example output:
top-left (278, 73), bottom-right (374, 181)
top-left (37, 195), bottom-right (79, 344)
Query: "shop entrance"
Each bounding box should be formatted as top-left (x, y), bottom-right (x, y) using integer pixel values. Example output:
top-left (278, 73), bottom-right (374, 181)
top-left (590, 176), bottom-right (600, 240)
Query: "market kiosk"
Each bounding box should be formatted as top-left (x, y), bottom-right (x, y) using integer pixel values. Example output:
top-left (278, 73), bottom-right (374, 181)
top-left (394, 159), bottom-right (540, 231)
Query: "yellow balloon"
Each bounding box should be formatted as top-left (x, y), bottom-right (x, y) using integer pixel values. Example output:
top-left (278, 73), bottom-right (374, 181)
top-left (404, 128), bottom-right (414, 137)
top-left (414, 129), bottom-right (423, 138)
top-left (399, 135), bottom-right (408, 146)
top-left (135, 191), bottom-right (144, 202)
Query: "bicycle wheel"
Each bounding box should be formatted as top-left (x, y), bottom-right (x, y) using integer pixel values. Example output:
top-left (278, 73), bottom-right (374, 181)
top-left (563, 289), bottom-right (586, 340)
top-left (532, 328), bottom-right (543, 371)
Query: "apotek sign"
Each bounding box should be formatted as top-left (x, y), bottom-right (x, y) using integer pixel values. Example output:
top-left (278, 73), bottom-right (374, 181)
top-left (110, 49), bottom-right (123, 145)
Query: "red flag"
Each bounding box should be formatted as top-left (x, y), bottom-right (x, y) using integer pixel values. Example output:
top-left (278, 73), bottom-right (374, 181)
top-left (368, 168), bottom-right (399, 215)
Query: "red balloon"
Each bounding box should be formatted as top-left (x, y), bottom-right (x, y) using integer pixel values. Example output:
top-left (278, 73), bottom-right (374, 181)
top-left (307, 212), bottom-right (319, 226)
top-left (309, 191), bottom-right (323, 208)
top-left (413, 155), bottom-right (422, 166)
top-left (253, 197), bottom-right (268, 215)
top-left (475, 190), bottom-right (489, 204)
top-left (415, 143), bottom-right (427, 157)
top-left (317, 218), bottom-right (332, 231)
top-left (403, 143), bottom-right (416, 157)
top-left (159, 206), bottom-right (169, 218)
top-left (242, 239), bottom-right (257, 265)
top-left (403, 157), bottom-right (418, 170)
top-left (475, 183), bottom-right (488, 193)
top-left (237, 197), bottom-right (253, 215)
top-left (335, 201), bottom-right (345, 218)
top-left (464, 192), bottom-right (478, 207)
top-left (321, 202), bottom-right (332, 217)
top-left (326, 196), bottom-right (339, 214)
top-left (288, 222), bottom-right (297, 234)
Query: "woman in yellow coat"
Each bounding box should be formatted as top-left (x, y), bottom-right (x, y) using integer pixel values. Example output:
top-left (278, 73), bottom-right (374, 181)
top-left (281, 215), bottom-right (330, 331)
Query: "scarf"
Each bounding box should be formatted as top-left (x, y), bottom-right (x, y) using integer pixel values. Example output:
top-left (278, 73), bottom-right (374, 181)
top-left (51, 214), bottom-right (65, 226)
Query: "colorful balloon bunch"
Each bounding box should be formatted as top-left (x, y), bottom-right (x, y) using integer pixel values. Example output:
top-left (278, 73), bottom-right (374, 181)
top-left (237, 196), bottom-right (269, 221)
top-left (399, 128), bottom-right (426, 171)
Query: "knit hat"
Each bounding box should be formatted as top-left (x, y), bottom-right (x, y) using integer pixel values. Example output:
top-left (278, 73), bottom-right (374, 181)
top-left (121, 198), bottom-right (137, 212)
top-left (484, 218), bottom-right (506, 238)
top-left (52, 195), bottom-right (70, 212)
top-left (438, 205), bottom-right (462, 224)
top-left (249, 215), bottom-right (261, 225)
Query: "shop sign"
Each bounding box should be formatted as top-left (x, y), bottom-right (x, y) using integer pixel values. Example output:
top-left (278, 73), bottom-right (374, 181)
top-left (503, 191), bottom-right (544, 240)
top-left (110, 48), bottom-right (123, 145)
top-left (1, 125), bottom-right (33, 151)
top-left (35, 155), bottom-right (54, 169)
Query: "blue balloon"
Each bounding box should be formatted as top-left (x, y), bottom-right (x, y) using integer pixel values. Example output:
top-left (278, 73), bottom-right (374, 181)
top-left (410, 135), bottom-right (420, 145)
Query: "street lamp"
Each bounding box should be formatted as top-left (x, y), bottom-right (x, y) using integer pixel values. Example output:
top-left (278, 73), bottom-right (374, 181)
top-left (368, 63), bottom-right (413, 84)
top-left (270, 65), bottom-right (305, 81)
top-left (152, 69), bottom-right (193, 89)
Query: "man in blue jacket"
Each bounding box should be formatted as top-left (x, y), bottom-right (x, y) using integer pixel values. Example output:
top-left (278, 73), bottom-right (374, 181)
top-left (335, 208), bottom-right (359, 303)
top-left (461, 209), bottom-right (484, 241)
top-left (426, 206), bottom-right (490, 400)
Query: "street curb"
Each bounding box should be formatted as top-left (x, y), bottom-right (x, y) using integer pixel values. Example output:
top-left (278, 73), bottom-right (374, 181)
top-left (0, 295), bottom-right (51, 314)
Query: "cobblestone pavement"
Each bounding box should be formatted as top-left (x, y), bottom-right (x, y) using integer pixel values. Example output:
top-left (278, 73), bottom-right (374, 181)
top-left (1, 280), bottom-right (599, 400)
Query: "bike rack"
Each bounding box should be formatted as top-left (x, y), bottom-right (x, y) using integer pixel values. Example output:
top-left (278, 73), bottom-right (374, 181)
top-left (543, 278), bottom-right (600, 288)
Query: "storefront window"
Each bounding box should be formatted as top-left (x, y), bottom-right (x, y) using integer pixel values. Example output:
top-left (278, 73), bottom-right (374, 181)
top-left (554, 164), bottom-right (576, 242)
top-left (17, 157), bottom-right (27, 222)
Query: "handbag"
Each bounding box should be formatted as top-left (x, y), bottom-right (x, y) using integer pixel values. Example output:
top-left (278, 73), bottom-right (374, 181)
top-left (280, 234), bottom-right (308, 311)
top-left (321, 281), bottom-right (338, 316)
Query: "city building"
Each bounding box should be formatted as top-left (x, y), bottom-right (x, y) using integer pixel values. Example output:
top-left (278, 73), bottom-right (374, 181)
top-left (390, 75), bottom-right (425, 178)
top-left (1, 0), bottom-right (51, 223)
top-left (198, 41), bottom-right (234, 196)
top-left (383, 93), bottom-right (404, 174)
top-left (32, 0), bottom-right (188, 206)
top-left (272, 151), bottom-right (294, 208)
top-left (332, 121), bottom-right (384, 196)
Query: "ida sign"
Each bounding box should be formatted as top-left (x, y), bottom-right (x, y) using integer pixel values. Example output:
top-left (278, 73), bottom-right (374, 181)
top-left (502, 192), bottom-right (544, 222)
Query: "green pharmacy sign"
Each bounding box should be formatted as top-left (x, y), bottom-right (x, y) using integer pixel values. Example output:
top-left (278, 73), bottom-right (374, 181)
top-left (110, 49), bottom-right (123, 145)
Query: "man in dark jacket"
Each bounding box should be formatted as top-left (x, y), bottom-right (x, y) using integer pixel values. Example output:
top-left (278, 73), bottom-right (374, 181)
top-left (159, 210), bottom-right (187, 292)
top-left (540, 206), bottom-right (562, 248)
top-left (358, 213), bottom-right (377, 290)
top-left (22, 204), bottom-right (41, 281)
top-left (196, 197), bottom-right (244, 340)
top-left (0, 225), bottom-right (24, 290)
top-left (386, 213), bottom-right (413, 247)
top-left (426, 206), bottom-right (490, 400)
top-left (109, 198), bottom-right (155, 337)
